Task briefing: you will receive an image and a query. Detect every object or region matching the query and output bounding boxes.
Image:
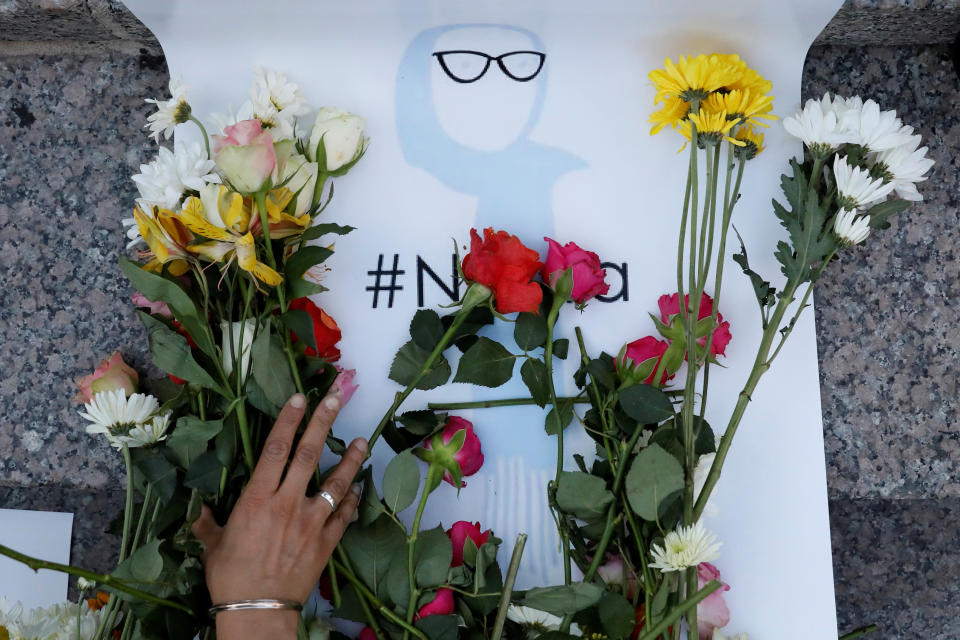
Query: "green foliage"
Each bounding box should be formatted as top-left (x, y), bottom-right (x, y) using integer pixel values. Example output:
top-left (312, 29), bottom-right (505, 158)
top-left (131, 448), bottom-right (178, 504)
top-left (416, 614), bottom-right (460, 640)
top-left (522, 583), bottom-right (605, 616)
top-left (625, 444), bottom-right (684, 521)
top-left (544, 399), bottom-right (574, 435)
top-left (453, 337), bottom-right (516, 387)
top-left (414, 527), bottom-right (453, 587)
top-left (732, 227), bottom-right (777, 326)
top-left (251, 323), bottom-right (297, 407)
top-left (285, 245), bottom-right (333, 282)
top-left (520, 358), bottom-right (551, 407)
top-left (183, 451), bottom-right (224, 496)
top-left (299, 222), bottom-right (355, 242)
top-left (617, 384), bottom-right (674, 425)
top-left (772, 158), bottom-right (838, 285)
top-left (280, 309), bottom-right (317, 354)
top-left (598, 591), bottom-right (636, 639)
top-left (111, 539), bottom-right (164, 588)
top-left (556, 471), bottom-right (613, 520)
top-left (865, 198), bottom-right (910, 230)
top-left (514, 312), bottom-right (548, 351)
top-left (411, 309), bottom-right (445, 352)
top-left (552, 338), bottom-right (569, 360)
top-left (341, 516), bottom-right (407, 603)
top-left (138, 313), bottom-right (224, 394)
top-left (382, 450), bottom-right (421, 513)
top-left (167, 417), bottom-right (223, 469)
top-left (389, 340), bottom-right (452, 390)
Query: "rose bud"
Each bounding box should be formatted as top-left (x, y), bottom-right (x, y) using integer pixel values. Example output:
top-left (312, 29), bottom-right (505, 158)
top-left (130, 292), bottom-right (172, 318)
top-left (221, 319), bottom-right (257, 383)
top-left (308, 107), bottom-right (367, 173)
top-left (416, 588), bottom-right (455, 619)
top-left (75, 351), bottom-right (138, 403)
top-left (541, 238), bottom-right (610, 305)
top-left (616, 336), bottom-right (673, 387)
top-left (213, 119), bottom-right (277, 194)
top-left (697, 562), bottom-right (731, 639)
top-left (658, 292), bottom-right (732, 358)
top-left (424, 416), bottom-right (484, 488)
top-left (461, 227), bottom-right (543, 314)
top-left (356, 628), bottom-right (378, 640)
top-left (288, 297), bottom-right (342, 361)
top-left (447, 521), bottom-right (491, 567)
top-left (330, 365), bottom-right (358, 405)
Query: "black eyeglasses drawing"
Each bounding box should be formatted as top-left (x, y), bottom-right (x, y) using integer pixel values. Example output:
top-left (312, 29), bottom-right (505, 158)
top-left (432, 50), bottom-right (546, 84)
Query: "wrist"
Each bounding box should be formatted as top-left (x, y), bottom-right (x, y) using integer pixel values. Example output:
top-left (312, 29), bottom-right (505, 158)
top-left (215, 608), bottom-right (299, 639)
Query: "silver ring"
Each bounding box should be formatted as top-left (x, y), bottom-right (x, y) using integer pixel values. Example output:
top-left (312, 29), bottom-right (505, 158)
top-left (318, 489), bottom-right (337, 510)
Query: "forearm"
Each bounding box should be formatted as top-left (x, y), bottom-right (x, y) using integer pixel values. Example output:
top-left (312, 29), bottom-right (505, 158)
top-left (215, 610), bottom-right (300, 639)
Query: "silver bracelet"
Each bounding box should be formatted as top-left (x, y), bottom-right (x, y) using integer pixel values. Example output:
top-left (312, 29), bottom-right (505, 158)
top-left (208, 599), bottom-right (303, 617)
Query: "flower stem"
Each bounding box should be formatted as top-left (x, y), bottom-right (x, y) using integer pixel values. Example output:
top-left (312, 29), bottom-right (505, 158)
top-left (119, 445), bottom-right (134, 562)
top-left (189, 115), bottom-right (211, 159)
top-left (634, 580), bottom-right (721, 640)
top-left (839, 624), bottom-right (880, 640)
top-left (490, 533), bottom-right (527, 640)
top-left (235, 399), bottom-right (255, 472)
top-left (426, 396), bottom-right (588, 411)
top-left (404, 465), bottom-right (441, 638)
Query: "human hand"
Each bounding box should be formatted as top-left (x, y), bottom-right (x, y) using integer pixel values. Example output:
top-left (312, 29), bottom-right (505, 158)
top-left (192, 391), bottom-right (367, 638)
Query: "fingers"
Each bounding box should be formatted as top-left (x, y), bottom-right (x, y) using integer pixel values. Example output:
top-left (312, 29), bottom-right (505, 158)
top-left (191, 504), bottom-right (223, 552)
top-left (279, 392), bottom-right (343, 497)
top-left (247, 394), bottom-right (307, 495)
top-left (310, 438), bottom-right (368, 517)
top-left (321, 482), bottom-right (363, 545)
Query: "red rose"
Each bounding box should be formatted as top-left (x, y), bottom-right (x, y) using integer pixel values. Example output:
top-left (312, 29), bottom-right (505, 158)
top-left (541, 237), bottom-right (610, 304)
top-left (416, 588), bottom-right (455, 619)
top-left (617, 336), bottom-right (672, 386)
top-left (425, 416), bottom-right (485, 487)
top-left (446, 521), bottom-right (491, 567)
top-left (357, 628), bottom-right (378, 640)
top-left (168, 321), bottom-right (199, 385)
top-left (289, 297), bottom-right (342, 361)
top-left (658, 292), bottom-right (732, 357)
top-left (461, 228), bottom-right (543, 314)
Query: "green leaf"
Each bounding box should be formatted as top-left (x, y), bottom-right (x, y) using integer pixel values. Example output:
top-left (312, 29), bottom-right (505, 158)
top-left (287, 279), bottom-right (329, 300)
top-left (618, 384), bottom-right (674, 425)
top-left (523, 583), bottom-right (605, 617)
top-left (599, 591), bottom-right (636, 640)
top-left (544, 399), bottom-right (574, 435)
top-left (865, 197), bottom-right (910, 230)
top-left (281, 309), bottom-right (317, 354)
top-left (514, 312), bottom-right (547, 351)
top-left (586, 357), bottom-right (616, 391)
top-left (183, 451), bottom-right (224, 496)
top-left (389, 340), bottom-right (451, 390)
top-left (167, 417), bottom-right (223, 468)
top-left (625, 444), bottom-right (684, 521)
top-left (453, 337), bottom-right (516, 387)
top-left (411, 309), bottom-right (444, 352)
top-left (556, 471), bottom-right (613, 520)
top-left (342, 517), bottom-right (407, 601)
top-left (520, 358), bottom-right (551, 408)
top-left (772, 159), bottom-right (838, 285)
top-left (119, 257), bottom-right (214, 356)
top-left (382, 450), bottom-right (421, 513)
top-left (112, 539), bottom-right (163, 584)
top-left (131, 448), bottom-right (177, 503)
top-left (358, 468), bottom-right (387, 527)
top-left (285, 245), bottom-right (334, 282)
top-left (300, 222), bottom-right (355, 242)
top-left (251, 325), bottom-right (297, 407)
top-left (414, 527), bottom-right (453, 587)
top-left (415, 615), bottom-right (459, 640)
top-left (552, 338), bottom-right (570, 360)
top-left (138, 312), bottom-right (224, 394)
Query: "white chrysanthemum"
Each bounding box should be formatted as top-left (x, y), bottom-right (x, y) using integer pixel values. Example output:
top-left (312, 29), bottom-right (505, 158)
top-left (132, 143), bottom-right (220, 210)
top-left (840, 98), bottom-right (914, 152)
top-left (144, 77), bottom-right (190, 143)
top-left (833, 155), bottom-right (894, 209)
top-left (250, 67), bottom-right (310, 141)
top-left (649, 521), bottom-right (721, 572)
top-left (53, 603), bottom-right (104, 640)
top-left (121, 411), bottom-right (171, 448)
top-left (11, 603), bottom-right (61, 640)
top-left (782, 96), bottom-right (851, 153)
top-left (833, 208), bottom-right (871, 246)
top-left (79, 389), bottom-right (160, 449)
top-left (869, 134), bottom-right (935, 202)
top-left (506, 605), bottom-right (580, 636)
top-left (0, 596), bottom-right (23, 629)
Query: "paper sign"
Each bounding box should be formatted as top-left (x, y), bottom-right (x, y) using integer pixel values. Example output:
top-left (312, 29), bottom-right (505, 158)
top-left (0, 509), bottom-right (74, 610)
top-left (121, 2), bottom-right (843, 636)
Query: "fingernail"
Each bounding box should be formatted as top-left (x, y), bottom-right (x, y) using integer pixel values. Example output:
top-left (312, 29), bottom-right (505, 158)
top-left (290, 394), bottom-right (306, 408)
top-left (324, 394), bottom-right (341, 411)
top-left (351, 483), bottom-right (362, 496)
top-left (354, 438), bottom-right (368, 453)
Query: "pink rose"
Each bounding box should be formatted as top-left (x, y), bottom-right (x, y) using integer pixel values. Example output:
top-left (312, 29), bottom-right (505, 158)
top-left (330, 365), bottom-right (358, 405)
top-left (424, 416), bottom-right (484, 487)
top-left (213, 119), bottom-right (277, 193)
top-left (416, 588), bottom-right (455, 619)
top-left (541, 237), bottom-right (610, 304)
top-left (74, 351), bottom-right (138, 403)
top-left (446, 521), bottom-right (491, 567)
top-left (617, 336), bottom-right (673, 386)
top-left (596, 554), bottom-right (639, 600)
top-left (697, 562), bottom-right (730, 639)
top-left (131, 292), bottom-right (171, 318)
top-left (658, 292), bottom-right (732, 358)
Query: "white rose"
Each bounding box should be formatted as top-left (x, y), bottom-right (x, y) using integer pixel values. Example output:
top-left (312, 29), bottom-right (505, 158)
top-left (274, 140), bottom-right (319, 216)
top-left (308, 107), bottom-right (366, 172)
top-left (221, 319), bottom-right (257, 382)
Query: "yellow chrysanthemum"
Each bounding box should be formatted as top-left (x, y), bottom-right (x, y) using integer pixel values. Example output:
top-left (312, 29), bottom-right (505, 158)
top-left (649, 54), bottom-right (741, 103)
top-left (676, 109), bottom-right (745, 151)
top-left (132, 203), bottom-right (191, 276)
top-left (734, 125), bottom-right (766, 159)
top-left (703, 89), bottom-right (776, 127)
top-left (714, 53), bottom-right (773, 95)
top-left (649, 96), bottom-right (691, 135)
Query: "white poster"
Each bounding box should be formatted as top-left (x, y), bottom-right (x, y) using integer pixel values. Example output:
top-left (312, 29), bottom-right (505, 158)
top-left (121, 2), bottom-right (843, 637)
top-left (0, 509), bottom-right (74, 610)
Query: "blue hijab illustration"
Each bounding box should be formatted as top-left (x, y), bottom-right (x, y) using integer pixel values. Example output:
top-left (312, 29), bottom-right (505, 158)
top-left (395, 24), bottom-right (587, 245)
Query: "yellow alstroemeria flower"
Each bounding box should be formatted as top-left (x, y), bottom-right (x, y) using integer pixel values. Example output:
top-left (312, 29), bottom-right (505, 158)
top-left (260, 186), bottom-right (310, 239)
top-left (649, 54), bottom-right (741, 103)
top-left (649, 96), bottom-right (691, 135)
top-left (177, 185), bottom-right (283, 286)
top-left (734, 124), bottom-right (766, 160)
top-left (132, 203), bottom-right (191, 276)
top-left (676, 109), bottom-right (745, 151)
top-left (704, 89), bottom-right (777, 127)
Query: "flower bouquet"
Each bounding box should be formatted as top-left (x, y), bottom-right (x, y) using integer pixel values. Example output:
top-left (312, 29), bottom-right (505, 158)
top-left (0, 52), bottom-right (933, 640)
